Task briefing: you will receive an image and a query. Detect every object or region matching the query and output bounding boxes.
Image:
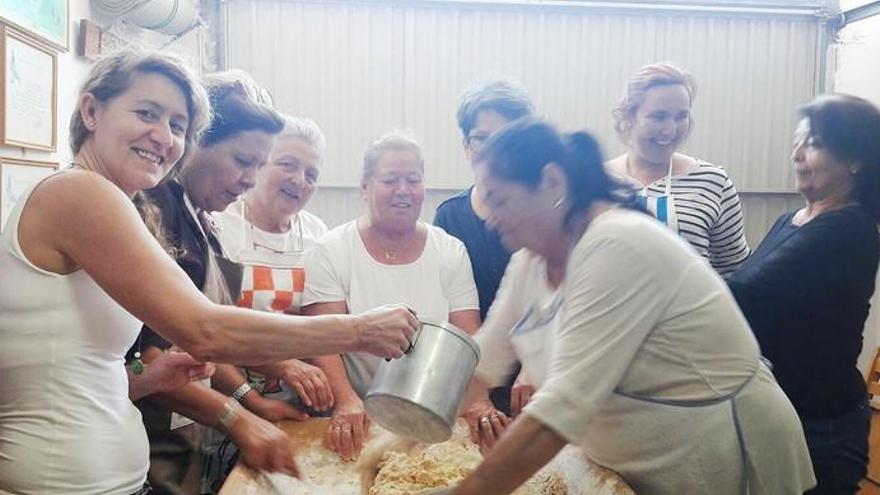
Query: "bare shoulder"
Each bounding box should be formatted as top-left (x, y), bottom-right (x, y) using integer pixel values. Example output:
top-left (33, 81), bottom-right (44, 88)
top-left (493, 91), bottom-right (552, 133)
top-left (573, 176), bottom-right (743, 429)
top-left (28, 170), bottom-right (132, 217)
top-left (20, 170), bottom-right (143, 273)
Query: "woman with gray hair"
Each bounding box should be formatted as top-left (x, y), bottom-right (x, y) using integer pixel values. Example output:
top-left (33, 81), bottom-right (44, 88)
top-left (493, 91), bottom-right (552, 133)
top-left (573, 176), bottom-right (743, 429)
top-left (203, 116), bottom-right (334, 491)
top-left (302, 131), bottom-right (481, 460)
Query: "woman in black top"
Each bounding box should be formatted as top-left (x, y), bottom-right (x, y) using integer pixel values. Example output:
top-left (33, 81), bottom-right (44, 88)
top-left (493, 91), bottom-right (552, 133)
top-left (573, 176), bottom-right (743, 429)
top-left (728, 94), bottom-right (880, 495)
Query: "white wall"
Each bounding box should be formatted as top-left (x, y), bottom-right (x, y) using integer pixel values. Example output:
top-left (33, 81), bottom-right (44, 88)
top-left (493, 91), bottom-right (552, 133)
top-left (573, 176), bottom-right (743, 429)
top-left (832, 2), bottom-right (880, 373)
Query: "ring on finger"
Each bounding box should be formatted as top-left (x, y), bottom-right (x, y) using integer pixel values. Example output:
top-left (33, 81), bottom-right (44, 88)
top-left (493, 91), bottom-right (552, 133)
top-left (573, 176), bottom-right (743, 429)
top-left (480, 416), bottom-right (491, 424)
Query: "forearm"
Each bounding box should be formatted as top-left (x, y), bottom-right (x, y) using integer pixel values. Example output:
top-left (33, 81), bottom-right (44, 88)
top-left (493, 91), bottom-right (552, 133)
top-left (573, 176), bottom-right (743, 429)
top-left (128, 366), bottom-right (159, 400)
top-left (212, 364), bottom-right (249, 396)
top-left (150, 381), bottom-right (229, 429)
top-left (456, 415), bottom-right (567, 494)
top-left (164, 306), bottom-right (362, 365)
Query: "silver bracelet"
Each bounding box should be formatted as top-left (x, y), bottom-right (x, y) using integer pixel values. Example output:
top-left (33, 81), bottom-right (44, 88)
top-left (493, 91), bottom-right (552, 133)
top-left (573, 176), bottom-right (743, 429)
top-left (217, 398), bottom-right (242, 431)
top-left (232, 382), bottom-right (254, 402)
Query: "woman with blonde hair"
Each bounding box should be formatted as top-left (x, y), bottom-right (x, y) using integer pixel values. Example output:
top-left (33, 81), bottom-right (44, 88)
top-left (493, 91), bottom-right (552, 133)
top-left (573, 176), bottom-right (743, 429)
top-left (606, 62), bottom-right (749, 276)
top-left (302, 131), bottom-right (481, 460)
top-left (0, 50), bottom-right (417, 495)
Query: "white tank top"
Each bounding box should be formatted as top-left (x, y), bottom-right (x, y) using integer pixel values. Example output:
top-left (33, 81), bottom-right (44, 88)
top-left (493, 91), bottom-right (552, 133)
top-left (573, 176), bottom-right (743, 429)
top-left (0, 180), bottom-right (149, 494)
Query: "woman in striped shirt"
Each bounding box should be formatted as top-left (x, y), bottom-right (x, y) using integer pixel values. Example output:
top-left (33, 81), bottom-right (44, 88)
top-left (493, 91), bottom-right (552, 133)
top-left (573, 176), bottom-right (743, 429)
top-left (606, 63), bottom-right (749, 276)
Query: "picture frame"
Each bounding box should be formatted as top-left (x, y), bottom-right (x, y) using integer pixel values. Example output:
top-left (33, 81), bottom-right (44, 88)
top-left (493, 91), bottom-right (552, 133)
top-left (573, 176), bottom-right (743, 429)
top-left (0, 25), bottom-right (58, 151)
top-left (0, 0), bottom-right (69, 52)
top-left (0, 156), bottom-right (57, 233)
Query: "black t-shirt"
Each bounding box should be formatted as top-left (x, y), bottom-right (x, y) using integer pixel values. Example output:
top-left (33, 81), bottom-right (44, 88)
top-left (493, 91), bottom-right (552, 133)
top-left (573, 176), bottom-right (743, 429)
top-left (728, 205), bottom-right (879, 419)
top-left (434, 187), bottom-right (512, 320)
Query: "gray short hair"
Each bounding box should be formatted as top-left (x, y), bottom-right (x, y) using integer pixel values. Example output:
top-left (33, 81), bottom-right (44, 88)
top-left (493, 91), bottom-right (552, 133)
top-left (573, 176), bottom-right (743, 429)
top-left (456, 80), bottom-right (534, 138)
top-left (280, 116), bottom-right (326, 163)
top-left (362, 131), bottom-right (423, 182)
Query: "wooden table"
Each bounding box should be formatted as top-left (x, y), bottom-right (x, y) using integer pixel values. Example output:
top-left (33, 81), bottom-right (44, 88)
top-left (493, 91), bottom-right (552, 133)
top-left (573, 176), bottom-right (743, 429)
top-left (219, 418), bottom-right (634, 495)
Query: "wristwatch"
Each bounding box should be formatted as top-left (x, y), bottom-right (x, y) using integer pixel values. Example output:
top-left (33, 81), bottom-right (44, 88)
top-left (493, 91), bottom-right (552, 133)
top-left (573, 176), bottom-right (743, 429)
top-left (232, 382), bottom-right (254, 402)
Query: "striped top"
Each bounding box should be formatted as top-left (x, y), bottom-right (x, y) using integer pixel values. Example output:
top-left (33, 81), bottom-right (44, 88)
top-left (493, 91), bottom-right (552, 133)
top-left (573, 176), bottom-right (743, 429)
top-left (634, 160), bottom-right (750, 277)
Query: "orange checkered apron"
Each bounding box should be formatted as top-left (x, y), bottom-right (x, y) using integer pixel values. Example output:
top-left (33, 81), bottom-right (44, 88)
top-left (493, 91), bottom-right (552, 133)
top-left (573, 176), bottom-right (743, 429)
top-left (234, 225), bottom-right (307, 394)
top-left (235, 243), bottom-right (305, 314)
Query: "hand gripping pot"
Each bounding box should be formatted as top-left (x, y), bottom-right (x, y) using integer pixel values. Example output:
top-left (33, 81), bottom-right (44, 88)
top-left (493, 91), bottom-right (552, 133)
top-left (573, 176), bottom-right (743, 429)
top-left (365, 320), bottom-right (481, 443)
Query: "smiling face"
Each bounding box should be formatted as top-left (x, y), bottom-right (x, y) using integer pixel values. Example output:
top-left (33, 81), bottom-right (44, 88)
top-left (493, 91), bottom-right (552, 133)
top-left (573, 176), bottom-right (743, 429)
top-left (182, 130), bottom-right (276, 213)
top-left (475, 160), bottom-right (567, 254)
top-left (251, 135), bottom-right (322, 220)
top-left (791, 118), bottom-right (859, 204)
top-left (626, 84), bottom-right (692, 166)
top-left (362, 149), bottom-right (425, 230)
top-left (84, 72), bottom-right (190, 194)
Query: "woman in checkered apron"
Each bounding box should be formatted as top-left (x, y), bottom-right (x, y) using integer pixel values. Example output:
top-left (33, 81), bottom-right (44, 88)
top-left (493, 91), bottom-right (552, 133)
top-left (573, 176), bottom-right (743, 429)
top-left (206, 116), bottom-right (334, 491)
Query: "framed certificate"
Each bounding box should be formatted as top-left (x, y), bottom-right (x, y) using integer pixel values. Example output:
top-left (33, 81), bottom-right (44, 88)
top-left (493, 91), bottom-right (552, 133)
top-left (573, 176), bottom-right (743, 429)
top-left (0, 26), bottom-right (58, 151)
top-left (0, 156), bottom-right (57, 232)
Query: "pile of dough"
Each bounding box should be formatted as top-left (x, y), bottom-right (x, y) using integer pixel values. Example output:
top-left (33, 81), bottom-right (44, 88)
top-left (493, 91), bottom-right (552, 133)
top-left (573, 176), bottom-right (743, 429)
top-left (368, 435), bottom-right (566, 495)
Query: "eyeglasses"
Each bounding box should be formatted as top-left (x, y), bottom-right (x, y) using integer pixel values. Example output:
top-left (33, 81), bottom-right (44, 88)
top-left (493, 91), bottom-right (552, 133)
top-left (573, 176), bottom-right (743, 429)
top-left (465, 133), bottom-right (490, 152)
top-left (249, 215), bottom-right (304, 254)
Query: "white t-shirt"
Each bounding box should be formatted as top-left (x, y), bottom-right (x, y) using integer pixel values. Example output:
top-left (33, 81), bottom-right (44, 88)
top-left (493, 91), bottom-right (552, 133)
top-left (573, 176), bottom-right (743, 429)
top-left (213, 201), bottom-right (327, 314)
top-left (302, 220), bottom-right (479, 396)
top-left (475, 249), bottom-right (561, 388)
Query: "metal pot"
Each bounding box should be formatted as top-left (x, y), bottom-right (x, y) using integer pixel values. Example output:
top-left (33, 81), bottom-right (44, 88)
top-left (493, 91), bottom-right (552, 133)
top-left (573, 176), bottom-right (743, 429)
top-left (364, 320), bottom-right (480, 443)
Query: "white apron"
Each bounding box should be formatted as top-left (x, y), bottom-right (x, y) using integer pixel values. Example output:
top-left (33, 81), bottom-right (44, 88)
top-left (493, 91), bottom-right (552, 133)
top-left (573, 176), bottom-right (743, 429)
top-left (580, 362), bottom-right (816, 494)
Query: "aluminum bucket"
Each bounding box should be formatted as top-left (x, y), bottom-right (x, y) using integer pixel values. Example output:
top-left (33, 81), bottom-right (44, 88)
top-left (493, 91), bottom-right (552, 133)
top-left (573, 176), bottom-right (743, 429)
top-left (364, 321), bottom-right (480, 443)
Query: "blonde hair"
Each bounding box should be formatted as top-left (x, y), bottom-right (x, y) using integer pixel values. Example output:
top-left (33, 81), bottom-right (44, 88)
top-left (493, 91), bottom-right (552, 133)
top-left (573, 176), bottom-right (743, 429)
top-left (69, 50), bottom-right (210, 171)
top-left (362, 131), bottom-right (423, 182)
top-left (612, 62), bottom-right (697, 142)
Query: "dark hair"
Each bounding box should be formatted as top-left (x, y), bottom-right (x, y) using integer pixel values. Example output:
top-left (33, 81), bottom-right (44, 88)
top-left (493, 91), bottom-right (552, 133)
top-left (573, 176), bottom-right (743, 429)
top-left (456, 80), bottom-right (534, 138)
top-left (798, 94), bottom-right (880, 221)
top-left (199, 70), bottom-right (284, 147)
top-left (479, 118), bottom-right (636, 229)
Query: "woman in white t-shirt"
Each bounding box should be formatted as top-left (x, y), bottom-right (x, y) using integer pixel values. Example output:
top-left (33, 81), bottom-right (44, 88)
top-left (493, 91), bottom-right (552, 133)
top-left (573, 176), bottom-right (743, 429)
top-left (302, 131), bottom-right (481, 460)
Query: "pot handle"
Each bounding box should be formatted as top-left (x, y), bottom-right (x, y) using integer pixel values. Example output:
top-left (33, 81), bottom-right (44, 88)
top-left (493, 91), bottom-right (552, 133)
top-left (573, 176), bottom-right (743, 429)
top-left (385, 321), bottom-right (424, 361)
top-left (405, 321), bottom-right (424, 354)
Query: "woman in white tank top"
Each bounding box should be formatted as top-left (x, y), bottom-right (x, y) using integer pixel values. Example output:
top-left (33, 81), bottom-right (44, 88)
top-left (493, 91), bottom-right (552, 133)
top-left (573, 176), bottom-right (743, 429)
top-left (0, 51), bottom-right (418, 495)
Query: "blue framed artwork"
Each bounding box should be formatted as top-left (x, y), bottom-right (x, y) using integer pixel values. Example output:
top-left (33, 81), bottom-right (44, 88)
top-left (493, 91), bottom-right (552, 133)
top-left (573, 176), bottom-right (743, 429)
top-left (0, 0), bottom-right (69, 51)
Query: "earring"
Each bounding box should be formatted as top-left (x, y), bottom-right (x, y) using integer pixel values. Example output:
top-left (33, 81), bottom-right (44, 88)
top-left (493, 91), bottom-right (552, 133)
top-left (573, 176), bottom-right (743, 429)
top-left (553, 196), bottom-right (566, 209)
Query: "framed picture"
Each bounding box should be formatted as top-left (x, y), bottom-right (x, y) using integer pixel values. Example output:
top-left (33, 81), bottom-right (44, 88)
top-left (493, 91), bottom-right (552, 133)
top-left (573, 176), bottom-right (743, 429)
top-left (0, 0), bottom-right (69, 51)
top-left (0, 157), bottom-right (57, 233)
top-left (0, 26), bottom-right (57, 151)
